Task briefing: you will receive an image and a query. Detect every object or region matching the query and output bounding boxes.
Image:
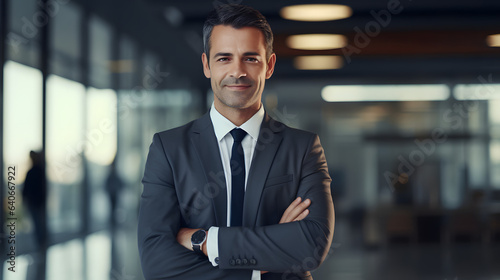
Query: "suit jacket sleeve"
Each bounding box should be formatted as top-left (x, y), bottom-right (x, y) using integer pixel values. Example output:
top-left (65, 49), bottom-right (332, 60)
top-left (217, 134), bottom-right (335, 274)
top-left (137, 133), bottom-right (252, 280)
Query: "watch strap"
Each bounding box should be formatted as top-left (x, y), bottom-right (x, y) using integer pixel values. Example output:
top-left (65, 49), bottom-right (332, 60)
top-left (193, 243), bottom-right (202, 254)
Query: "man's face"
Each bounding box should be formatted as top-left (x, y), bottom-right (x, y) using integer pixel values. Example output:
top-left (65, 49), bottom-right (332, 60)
top-left (202, 25), bottom-right (276, 113)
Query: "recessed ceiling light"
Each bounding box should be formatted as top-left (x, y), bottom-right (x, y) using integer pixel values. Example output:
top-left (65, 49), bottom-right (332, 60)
top-left (487, 34), bottom-right (500, 47)
top-left (454, 84), bottom-right (500, 100)
top-left (321, 85), bottom-right (450, 102)
top-left (280, 4), bottom-right (352, 22)
top-left (294, 55), bottom-right (344, 70)
top-left (286, 34), bottom-right (347, 50)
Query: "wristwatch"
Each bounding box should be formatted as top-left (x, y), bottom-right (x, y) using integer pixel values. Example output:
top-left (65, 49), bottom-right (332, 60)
top-left (191, 229), bottom-right (207, 255)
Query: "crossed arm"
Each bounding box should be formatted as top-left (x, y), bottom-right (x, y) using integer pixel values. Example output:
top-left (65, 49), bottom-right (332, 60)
top-left (138, 133), bottom-right (334, 279)
top-left (176, 197), bottom-right (312, 255)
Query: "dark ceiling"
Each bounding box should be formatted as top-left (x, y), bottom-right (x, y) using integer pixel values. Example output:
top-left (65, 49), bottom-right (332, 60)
top-left (77, 0), bottom-right (500, 87)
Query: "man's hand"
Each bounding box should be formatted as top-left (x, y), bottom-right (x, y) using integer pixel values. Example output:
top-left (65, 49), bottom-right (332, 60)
top-left (279, 197), bottom-right (311, 224)
top-left (176, 228), bottom-right (208, 256)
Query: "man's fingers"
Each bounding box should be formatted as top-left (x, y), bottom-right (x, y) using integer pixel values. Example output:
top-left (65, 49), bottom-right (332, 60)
top-left (280, 198), bottom-right (311, 224)
top-left (293, 209), bottom-right (309, 222)
top-left (280, 197), bottom-right (301, 223)
top-left (289, 199), bottom-right (310, 221)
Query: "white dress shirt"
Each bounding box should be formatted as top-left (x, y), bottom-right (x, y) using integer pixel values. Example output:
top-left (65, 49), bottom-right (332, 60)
top-left (206, 102), bottom-right (264, 280)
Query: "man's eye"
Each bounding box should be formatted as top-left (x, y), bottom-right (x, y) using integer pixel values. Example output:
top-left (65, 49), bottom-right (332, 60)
top-left (217, 57), bottom-right (229, 62)
top-left (245, 58), bottom-right (258, 62)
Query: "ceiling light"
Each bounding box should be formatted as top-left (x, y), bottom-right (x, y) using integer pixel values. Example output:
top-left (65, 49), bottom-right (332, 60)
top-left (487, 34), bottom-right (500, 47)
top-left (280, 4), bottom-right (352, 22)
top-left (286, 34), bottom-right (347, 50)
top-left (454, 84), bottom-right (500, 100)
top-left (321, 85), bottom-right (450, 102)
top-left (294, 55), bottom-right (343, 70)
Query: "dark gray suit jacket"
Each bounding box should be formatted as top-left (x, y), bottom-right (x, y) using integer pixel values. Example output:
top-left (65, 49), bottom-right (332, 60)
top-left (138, 111), bottom-right (334, 280)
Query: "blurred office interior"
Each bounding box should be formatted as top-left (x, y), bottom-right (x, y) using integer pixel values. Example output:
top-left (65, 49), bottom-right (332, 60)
top-left (1, 0), bottom-right (500, 279)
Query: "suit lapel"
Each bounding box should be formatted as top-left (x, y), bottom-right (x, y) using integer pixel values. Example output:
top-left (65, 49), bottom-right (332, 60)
top-left (243, 114), bottom-right (284, 226)
top-left (190, 112), bottom-right (228, 227)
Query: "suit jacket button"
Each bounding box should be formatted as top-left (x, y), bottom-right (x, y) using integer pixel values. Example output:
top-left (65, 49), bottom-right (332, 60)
top-left (242, 258), bottom-right (248, 265)
top-left (250, 258), bottom-right (257, 265)
top-left (215, 257), bottom-right (219, 265)
top-left (235, 259), bottom-right (242, 265)
top-left (229, 259), bottom-right (235, 266)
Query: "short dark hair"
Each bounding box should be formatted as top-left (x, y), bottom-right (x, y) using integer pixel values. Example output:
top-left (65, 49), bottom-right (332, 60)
top-left (203, 4), bottom-right (274, 60)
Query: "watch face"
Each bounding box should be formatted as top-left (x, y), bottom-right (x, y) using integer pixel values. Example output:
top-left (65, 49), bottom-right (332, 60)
top-left (192, 230), bottom-right (206, 244)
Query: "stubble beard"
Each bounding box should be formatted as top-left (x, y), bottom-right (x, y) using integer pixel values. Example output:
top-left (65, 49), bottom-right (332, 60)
top-left (215, 89), bottom-right (255, 109)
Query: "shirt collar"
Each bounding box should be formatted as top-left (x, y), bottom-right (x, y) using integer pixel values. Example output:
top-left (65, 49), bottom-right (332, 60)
top-left (210, 102), bottom-right (264, 142)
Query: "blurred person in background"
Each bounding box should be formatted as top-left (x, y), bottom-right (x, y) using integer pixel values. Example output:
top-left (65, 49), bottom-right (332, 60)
top-left (106, 158), bottom-right (123, 228)
top-left (22, 150), bottom-right (47, 250)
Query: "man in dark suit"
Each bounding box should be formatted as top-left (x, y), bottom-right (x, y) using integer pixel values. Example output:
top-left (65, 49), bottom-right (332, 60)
top-left (138, 4), bottom-right (335, 280)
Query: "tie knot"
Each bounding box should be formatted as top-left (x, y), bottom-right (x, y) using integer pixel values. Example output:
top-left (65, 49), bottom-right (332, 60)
top-left (230, 128), bottom-right (247, 142)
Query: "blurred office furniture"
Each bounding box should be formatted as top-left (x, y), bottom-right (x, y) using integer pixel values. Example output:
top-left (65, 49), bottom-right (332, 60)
top-left (385, 207), bottom-right (417, 244)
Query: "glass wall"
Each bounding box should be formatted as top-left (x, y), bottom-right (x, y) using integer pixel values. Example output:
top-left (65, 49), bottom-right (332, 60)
top-left (86, 87), bottom-right (117, 231)
top-left (490, 100), bottom-right (500, 189)
top-left (3, 60), bottom-right (43, 249)
top-left (3, 61), bottom-right (43, 183)
top-left (46, 74), bottom-right (85, 235)
top-left (2, 1), bottom-right (206, 279)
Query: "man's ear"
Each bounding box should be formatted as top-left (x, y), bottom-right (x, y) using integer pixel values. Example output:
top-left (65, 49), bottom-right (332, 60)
top-left (202, 53), bottom-right (211, 78)
top-left (265, 53), bottom-right (276, 79)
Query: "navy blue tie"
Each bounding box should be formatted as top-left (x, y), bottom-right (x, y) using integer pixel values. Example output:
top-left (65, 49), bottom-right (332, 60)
top-left (230, 128), bottom-right (247, 227)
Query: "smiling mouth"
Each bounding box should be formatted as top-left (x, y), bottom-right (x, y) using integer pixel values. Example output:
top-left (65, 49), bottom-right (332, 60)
top-left (225, 85), bottom-right (251, 90)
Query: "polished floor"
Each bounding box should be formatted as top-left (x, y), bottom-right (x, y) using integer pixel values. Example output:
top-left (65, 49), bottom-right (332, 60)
top-left (313, 243), bottom-right (500, 280)
top-left (313, 218), bottom-right (500, 280)
top-left (5, 219), bottom-right (500, 280)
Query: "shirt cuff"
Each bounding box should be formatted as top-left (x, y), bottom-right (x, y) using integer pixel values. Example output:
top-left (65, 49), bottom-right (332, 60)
top-left (207, 226), bottom-right (219, 267)
top-left (251, 270), bottom-right (261, 280)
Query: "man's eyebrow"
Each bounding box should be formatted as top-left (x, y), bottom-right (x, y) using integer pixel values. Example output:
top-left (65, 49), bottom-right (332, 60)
top-left (243, 52), bottom-right (261, 56)
top-left (213, 52), bottom-right (262, 58)
top-left (214, 52), bottom-right (232, 58)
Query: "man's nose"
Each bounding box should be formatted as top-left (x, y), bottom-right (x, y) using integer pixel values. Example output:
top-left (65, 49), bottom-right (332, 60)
top-left (229, 60), bottom-right (247, 79)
